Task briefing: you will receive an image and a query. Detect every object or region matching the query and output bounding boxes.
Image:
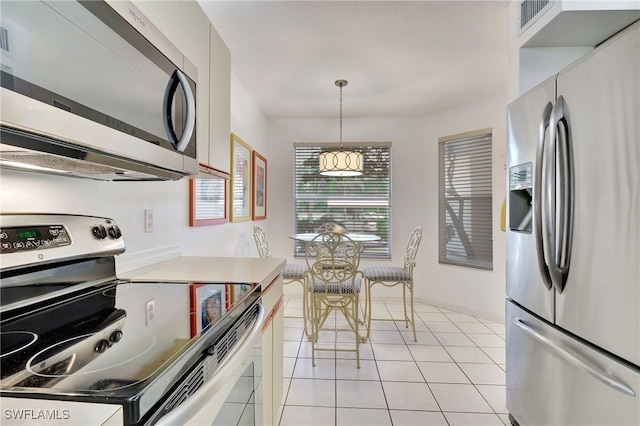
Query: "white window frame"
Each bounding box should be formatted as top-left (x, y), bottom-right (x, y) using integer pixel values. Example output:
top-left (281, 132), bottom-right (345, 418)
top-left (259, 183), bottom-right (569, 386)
top-left (293, 142), bottom-right (392, 259)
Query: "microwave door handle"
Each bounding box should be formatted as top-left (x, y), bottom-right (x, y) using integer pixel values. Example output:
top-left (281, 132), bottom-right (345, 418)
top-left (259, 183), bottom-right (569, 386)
top-left (534, 102), bottom-right (554, 290)
top-left (548, 96), bottom-right (574, 293)
top-left (155, 304), bottom-right (265, 426)
top-left (162, 69), bottom-right (196, 153)
top-left (174, 69), bottom-right (196, 152)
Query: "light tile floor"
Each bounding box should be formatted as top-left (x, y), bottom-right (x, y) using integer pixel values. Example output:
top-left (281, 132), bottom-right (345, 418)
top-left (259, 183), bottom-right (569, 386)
top-left (278, 298), bottom-right (510, 426)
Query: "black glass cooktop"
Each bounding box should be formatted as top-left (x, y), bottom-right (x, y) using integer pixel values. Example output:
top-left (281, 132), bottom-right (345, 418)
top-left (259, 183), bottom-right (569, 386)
top-left (0, 279), bottom-right (259, 424)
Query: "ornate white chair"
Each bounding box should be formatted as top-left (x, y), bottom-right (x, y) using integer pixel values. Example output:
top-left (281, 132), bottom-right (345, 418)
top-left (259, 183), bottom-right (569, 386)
top-left (253, 224), bottom-right (272, 258)
top-left (304, 232), bottom-right (364, 368)
top-left (253, 225), bottom-right (310, 338)
top-left (362, 226), bottom-right (423, 342)
top-left (314, 222), bottom-right (347, 234)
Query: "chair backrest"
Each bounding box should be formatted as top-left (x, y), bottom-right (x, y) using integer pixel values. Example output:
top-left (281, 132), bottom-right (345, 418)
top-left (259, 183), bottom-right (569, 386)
top-left (314, 222), bottom-right (347, 234)
top-left (253, 225), bottom-right (272, 258)
top-left (304, 232), bottom-right (362, 294)
top-left (403, 226), bottom-right (423, 274)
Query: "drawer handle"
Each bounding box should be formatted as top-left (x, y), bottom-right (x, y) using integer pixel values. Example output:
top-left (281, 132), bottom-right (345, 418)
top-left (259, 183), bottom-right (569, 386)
top-left (515, 318), bottom-right (636, 397)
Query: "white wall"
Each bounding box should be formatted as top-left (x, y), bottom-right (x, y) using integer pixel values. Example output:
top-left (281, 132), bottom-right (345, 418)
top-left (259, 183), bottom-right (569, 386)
top-left (266, 116), bottom-right (423, 264)
top-left (0, 2), bottom-right (268, 273)
top-left (182, 74), bottom-right (270, 259)
top-left (0, 0), bottom-right (508, 320)
top-left (265, 94), bottom-right (508, 321)
top-left (0, 168), bottom-right (189, 270)
top-left (264, 116), bottom-right (425, 307)
top-left (0, 85), bottom-right (268, 274)
top-left (418, 94), bottom-right (508, 321)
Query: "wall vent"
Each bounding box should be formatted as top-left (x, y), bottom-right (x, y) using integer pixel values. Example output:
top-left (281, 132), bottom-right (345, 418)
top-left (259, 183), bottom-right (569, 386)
top-left (520, 0), bottom-right (551, 30)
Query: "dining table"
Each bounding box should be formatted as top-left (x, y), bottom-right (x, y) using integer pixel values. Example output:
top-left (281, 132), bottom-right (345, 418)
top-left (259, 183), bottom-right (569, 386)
top-left (289, 232), bottom-right (381, 242)
top-left (290, 231), bottom-right (380, 343)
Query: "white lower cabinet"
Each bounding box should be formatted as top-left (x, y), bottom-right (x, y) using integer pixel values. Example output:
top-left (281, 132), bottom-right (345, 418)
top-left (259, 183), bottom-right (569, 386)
top-left (260, 274), bottom-right (284, 426)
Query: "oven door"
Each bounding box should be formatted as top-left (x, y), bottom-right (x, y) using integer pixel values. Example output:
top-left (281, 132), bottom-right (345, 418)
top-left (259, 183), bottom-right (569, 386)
top-left (153, 302), bottom-right (265, 426)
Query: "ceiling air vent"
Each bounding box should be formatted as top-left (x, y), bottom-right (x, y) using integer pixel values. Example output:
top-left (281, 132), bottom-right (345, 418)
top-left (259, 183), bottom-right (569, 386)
top-left (520, 0), bottom-right (551, 30)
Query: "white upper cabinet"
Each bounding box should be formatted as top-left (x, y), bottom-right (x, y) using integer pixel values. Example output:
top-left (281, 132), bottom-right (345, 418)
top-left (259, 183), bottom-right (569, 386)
top-left (208, 26), bottom-right (231, 173)
top-left (508, 0), bottom-right (640, 97)
top-left (517, 0), bottom-right (640, 48)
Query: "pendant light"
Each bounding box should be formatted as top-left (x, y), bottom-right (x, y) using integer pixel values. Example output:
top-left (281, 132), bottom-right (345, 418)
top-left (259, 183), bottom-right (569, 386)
top-left (319, 80), bottom-right (363, 176)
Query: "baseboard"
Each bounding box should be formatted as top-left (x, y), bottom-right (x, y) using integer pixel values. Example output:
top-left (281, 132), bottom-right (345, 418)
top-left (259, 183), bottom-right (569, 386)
top-left (416, 297), bottom-right (505, 324)
top-left (283, 291), bottom-right (504, 324)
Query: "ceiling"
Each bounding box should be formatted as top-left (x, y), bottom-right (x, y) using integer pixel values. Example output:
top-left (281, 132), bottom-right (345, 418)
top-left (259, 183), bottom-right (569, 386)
top-left (198, 1), bottom-right (510, 119)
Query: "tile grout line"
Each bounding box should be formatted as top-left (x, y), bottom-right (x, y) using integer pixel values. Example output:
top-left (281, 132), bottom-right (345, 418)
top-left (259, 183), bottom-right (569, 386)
top-left (280, 300), bottom-right (508, 426)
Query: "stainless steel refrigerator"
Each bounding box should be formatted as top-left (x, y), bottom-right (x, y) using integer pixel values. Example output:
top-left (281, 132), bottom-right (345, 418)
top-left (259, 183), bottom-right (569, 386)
top-left (506, 21), bottom-right (639, 426)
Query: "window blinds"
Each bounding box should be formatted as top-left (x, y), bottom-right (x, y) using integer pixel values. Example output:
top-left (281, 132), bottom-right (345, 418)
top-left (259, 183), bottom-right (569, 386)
top-left (293, 142), bottom-right (392, 258)
top-left (438, 130), bottom-right (493, 270)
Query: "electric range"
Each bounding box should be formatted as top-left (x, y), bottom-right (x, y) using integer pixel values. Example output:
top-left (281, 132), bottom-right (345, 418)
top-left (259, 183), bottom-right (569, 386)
top-left (0, 214), bottom-right (261, 425)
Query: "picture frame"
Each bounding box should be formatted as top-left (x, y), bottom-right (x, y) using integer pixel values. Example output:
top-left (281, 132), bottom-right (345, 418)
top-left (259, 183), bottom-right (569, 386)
top-left (228, 283), bottom-right (254, 308)
top-left (190, 284), bottom-right (227, 337)
top-left (230, 133), bottom-right (252, 222)
top-left (189, 164), bottom-right (230, 226)
top-left (252, 150), bottom-right (267, 220)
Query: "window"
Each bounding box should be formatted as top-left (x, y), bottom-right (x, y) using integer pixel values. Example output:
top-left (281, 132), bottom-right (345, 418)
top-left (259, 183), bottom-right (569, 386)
top-left (294, 142), bottom-right (391, 258)
top-left (189, 166), bottom-right (229, 226)
top-left (438, 129), bottom-right (493, 270)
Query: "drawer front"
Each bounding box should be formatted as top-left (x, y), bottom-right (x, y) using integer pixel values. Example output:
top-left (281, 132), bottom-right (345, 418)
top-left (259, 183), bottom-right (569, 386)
top-left (506, 301), bottom-right (640, 426)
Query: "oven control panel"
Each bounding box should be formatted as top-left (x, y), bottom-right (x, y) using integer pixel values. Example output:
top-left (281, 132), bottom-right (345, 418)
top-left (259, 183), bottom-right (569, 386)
top-left (0, 224), bottom-right (71, 254)
top-left (0, 214), bottom-right (126, 271)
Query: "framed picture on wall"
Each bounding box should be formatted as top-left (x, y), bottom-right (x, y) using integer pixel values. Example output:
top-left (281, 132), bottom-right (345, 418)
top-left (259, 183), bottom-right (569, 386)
top-left (189, 164), bottom-right (230, 226)
top-left (252, 150), bottom-right (267, 220)
top-left (190, 284), bottom-right (226, 337)
top-left (230, 133), bottom-right (252, 222)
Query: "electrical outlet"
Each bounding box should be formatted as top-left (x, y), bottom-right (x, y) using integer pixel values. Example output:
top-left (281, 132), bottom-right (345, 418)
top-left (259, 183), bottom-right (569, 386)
top-left (146, 299), bottom-right (155, 326)
top-left (144, 209), bottom-right (154, 233)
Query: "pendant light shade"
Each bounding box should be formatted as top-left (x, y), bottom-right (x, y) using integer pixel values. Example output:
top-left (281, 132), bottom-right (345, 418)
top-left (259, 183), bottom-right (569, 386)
top-left (319, 150), bottom-right (363, 177)
top-left (319, 80), bottom-right (363, 176)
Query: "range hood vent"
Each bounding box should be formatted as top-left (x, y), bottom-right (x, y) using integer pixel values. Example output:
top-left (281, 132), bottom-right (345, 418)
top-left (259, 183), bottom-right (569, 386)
top-left (0, 127), bottom-right (183, 181)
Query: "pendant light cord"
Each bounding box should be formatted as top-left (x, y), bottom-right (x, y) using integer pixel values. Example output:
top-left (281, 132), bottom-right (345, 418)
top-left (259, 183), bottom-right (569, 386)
top-left (319, 79), bottom-right (362, 176)
top-left (335, 79), bottom-right (347, 152)
top-left (339, 83), bottom-right (343, 150)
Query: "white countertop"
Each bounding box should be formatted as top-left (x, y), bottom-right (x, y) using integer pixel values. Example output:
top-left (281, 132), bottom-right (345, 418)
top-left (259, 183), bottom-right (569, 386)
top-left (120, 256), bottom-right (286, 284)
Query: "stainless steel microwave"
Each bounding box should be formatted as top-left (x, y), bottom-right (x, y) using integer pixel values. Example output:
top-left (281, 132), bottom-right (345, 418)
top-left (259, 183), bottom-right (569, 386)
top-left (0, 0), bottom-right (198, 180)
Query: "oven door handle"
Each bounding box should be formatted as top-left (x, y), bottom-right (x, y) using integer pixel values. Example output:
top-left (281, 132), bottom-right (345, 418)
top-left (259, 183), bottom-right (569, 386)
top-left (155, 303), bottom-right (265, 425)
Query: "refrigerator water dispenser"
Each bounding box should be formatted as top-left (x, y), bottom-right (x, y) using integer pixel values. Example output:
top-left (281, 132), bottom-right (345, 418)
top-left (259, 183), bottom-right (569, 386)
top-left (509, 162), bottom-right (533, 233)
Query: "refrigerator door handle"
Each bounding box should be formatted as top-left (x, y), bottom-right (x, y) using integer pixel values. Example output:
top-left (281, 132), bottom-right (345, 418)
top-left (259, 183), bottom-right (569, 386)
top-left (534, 102), bottom-right (554, 290)
top-left (515, 318), bottom-right (636, 397)
top-left (548, 96), bottom-right (574, 293)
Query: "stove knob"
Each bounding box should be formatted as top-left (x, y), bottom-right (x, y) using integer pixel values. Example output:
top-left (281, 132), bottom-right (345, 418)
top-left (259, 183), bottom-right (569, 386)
top-left (92, 225), bottom-right (107, 240)
top-left (109, 330), bottom-right (123, 343)
top-left (108, 225), bottom-right (122, 239)
top-left (95, 339), bottom-right (110, 353)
